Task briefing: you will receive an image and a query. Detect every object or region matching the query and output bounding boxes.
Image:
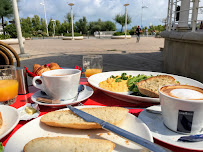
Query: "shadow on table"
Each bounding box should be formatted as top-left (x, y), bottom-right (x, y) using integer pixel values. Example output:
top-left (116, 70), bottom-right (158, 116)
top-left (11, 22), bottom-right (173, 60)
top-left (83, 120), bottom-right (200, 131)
top-left (20, 52), bottom-right (163, 85)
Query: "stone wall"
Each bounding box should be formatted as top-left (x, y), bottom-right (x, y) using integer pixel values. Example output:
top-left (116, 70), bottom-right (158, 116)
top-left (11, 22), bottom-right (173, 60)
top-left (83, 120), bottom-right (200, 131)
top-left (160, 31), bottom-right (203, 83)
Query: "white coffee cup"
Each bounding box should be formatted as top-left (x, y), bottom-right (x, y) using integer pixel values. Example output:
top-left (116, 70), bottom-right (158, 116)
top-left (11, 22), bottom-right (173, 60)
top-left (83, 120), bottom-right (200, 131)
top-left (159, 85), bottom-right (203, 134)
top-left (32, 69), bottom-right (81, 100)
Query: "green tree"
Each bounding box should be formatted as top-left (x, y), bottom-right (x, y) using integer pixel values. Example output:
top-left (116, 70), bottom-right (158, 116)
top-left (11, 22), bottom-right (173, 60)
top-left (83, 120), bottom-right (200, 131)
top-left (129, 26), bottom-right (137, 35)
top-left (48, 19), bottom-right (61, 36)
top-left (48, 18), bottom-right (54, 36)
top-left (88, 19), bottom-right (103, 34)
top-left (75, 16), bottom-right (87, 34)
top-left (0, 0), bottom-right (13, 35)
top-left (88, 21), bottom-right (101, 34)
top-left (55, 20), bottom-right (61, 35)
top-left (40, 18), bottom-right (46, 32)
top-left (114, 14), bottom-right (131, 32)
top-left (21, 17), bottom-right (32, 34)
top-left (32, 15), bottom-right (40, 32)
top-left (65, 12), bottom-right (75, 33)
top-left (61, 21), bottom-right (69, 34)
top-left (101, 21), bottom-right (116, 31)
top-left (4, 23), bottom-right (17, 38)
top-left (154, 25), bottom-right (165, 32)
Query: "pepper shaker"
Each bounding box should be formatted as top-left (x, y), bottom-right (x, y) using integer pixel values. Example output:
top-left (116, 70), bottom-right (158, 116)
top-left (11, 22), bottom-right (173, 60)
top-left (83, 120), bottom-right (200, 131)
top-left (16, 67), bottom-right (29, 94)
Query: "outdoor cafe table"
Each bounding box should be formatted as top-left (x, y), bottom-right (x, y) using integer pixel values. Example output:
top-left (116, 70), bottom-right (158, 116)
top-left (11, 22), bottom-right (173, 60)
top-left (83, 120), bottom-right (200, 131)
top-left (0, 78), bottom-right (198, 152)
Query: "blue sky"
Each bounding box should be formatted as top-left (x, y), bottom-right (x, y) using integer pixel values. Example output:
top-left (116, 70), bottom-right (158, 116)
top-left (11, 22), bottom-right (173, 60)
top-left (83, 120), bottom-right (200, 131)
top-left (18, 0), bottom-right (203, 29)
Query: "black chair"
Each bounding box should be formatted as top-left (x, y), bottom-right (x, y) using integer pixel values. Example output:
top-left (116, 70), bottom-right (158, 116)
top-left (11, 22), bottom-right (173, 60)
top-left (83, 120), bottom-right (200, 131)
top-left (0, 41), bottom-right (20, 67)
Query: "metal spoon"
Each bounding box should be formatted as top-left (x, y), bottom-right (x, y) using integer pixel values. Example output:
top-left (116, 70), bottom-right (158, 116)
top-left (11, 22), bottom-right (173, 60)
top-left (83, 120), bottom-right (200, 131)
top-left (37, 85), bottom-right (85, 104)
top-left (74, 84), bottom-right (85, 101)
top-left (146, 105), bottom-right (162, 114)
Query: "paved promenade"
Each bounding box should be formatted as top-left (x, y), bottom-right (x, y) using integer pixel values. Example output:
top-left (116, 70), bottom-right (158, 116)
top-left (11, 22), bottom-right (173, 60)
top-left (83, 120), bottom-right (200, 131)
top-left (11, 37), bottom-right (164, 73)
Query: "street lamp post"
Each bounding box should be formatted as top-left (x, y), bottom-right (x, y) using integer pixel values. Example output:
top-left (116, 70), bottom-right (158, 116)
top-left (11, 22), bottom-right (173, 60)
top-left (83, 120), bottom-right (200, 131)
top-left (124, 4), bottom-right (129, 39)
top-left (51, 20), bottom-right (55, 37)
top-left (12, 0), bottom-right (30, 58)
top-left (68, 3), bottom-right (74, 40)
top-left (40, 0), bottom-right (49, 37)
top-left (141, 0), bottom-right (148, 28)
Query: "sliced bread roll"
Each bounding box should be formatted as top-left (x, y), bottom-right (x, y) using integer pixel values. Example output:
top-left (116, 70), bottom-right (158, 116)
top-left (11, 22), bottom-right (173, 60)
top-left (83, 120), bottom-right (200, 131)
top-left (137, 75), bottom-right (180, 98)
top-left (23, 136), bottom-right (115, 152)
top-left (41, 107), bottom-right (129, 129)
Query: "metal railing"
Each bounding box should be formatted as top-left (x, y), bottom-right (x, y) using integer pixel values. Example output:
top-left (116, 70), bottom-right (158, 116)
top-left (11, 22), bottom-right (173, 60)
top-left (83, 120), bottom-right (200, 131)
top-left (167, 0), bottom-right (202, 32)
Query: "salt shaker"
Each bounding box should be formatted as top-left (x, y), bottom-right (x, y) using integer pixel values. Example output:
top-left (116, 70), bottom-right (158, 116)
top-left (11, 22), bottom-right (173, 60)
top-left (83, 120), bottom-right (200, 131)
top-left (16, 67), bottom-right (29, 94)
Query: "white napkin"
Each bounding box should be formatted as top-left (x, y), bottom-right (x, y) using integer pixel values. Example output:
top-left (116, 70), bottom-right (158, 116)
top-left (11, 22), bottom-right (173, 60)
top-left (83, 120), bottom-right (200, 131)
top-left (18, 103), bottom-right (40, 121)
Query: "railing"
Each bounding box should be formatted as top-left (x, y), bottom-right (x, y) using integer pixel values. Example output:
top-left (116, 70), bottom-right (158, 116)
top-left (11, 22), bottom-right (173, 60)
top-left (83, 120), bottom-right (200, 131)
top-left (166, 0), bottom-right (202, 32)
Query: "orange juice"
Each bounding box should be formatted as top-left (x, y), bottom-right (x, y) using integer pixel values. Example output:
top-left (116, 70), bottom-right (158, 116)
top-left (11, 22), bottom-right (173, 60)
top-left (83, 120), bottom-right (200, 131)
top-left (0, 80), bottom-right (18, 102)
top-left (84, 69), bottom-right (102, 77)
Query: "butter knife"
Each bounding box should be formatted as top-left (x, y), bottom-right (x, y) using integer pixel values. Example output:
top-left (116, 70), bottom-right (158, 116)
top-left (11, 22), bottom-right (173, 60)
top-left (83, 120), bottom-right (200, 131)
top-left (67, 105), bottom-right (167, 152)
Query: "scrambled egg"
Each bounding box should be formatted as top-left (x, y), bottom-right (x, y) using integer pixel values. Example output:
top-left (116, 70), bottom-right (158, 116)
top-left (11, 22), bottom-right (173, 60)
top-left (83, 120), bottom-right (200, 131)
top-left (99, 77), bottom-right (129, 92)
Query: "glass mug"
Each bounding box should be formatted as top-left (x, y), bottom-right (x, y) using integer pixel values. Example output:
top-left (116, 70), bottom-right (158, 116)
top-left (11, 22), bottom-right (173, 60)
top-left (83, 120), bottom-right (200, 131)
top-left (0, 65), bottom-right (18, 105)
top-left (83, 55), bottom-right (103, 78)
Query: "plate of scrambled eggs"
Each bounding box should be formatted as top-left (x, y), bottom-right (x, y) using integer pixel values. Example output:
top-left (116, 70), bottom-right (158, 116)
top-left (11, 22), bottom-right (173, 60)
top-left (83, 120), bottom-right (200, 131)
top-left (88, 71), bottom-right (203, 103)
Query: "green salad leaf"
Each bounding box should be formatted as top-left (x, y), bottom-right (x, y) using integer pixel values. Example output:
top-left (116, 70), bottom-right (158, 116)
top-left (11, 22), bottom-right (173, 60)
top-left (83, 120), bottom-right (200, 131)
top-left (109, 73), bottom-right (153, 97)
top-left (127, 74), bottom-right (153, 96)
top-left (0, 142), bottom-right (3, 152)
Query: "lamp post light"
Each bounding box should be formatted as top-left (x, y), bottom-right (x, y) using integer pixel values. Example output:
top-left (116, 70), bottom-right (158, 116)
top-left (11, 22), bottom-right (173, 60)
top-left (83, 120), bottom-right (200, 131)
top-left (124, 4), bottom-right (129, 39)
top-left (141, 0), bottom-right (148, 28)
top-left (12, 0), bottom-right (29, 57)
top-left (68, 3), bottom-right (74, 40)
top-left (51, 19), bottom-right (56, 37)
top-left (40, 0), bottom-right (49, 37)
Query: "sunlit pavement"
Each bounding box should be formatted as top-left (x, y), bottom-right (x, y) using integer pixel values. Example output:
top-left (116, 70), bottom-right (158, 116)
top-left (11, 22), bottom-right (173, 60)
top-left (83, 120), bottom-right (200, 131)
top-left (11, 37), bottom-right (164, 84)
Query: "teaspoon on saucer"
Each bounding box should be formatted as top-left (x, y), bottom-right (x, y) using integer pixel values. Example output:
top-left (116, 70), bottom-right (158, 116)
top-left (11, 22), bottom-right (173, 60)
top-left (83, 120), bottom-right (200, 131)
top-left (146, 105), bottom-right (162, 114)
top-left (37, 85), bottom-right (85, 104)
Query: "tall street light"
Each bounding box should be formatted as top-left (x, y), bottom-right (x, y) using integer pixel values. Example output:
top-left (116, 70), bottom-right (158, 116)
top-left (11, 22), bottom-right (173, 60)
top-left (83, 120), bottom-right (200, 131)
top-left (141, 0), bottom-right (148, 28)
top-left (68, 3), bottom-right (74, 40)
top-left (12, 0), bottom-right (30, 57)
top-left (40, 0), bottom-right (49, 36)
top-left (51, 20), bottom-right (56, 37)
top-left (124, 4), bottom-right (129, 39)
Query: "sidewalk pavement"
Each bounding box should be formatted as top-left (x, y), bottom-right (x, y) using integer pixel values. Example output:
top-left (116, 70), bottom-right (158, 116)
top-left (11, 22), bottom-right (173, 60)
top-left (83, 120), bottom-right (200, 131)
top-left (11, 37), bottom-right (164, 84)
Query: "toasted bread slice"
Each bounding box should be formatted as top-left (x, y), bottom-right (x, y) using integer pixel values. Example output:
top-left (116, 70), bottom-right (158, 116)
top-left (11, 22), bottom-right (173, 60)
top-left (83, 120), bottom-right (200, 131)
top-left (137, 75), bottom-right (180, 98)
top-left (23, 136), bottom-right (115, 152)
top-left (41, 107), bottom-right (129, 129)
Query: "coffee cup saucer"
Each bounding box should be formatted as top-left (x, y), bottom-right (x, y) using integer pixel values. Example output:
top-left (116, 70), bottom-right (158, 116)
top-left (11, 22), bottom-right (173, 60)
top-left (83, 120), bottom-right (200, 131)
top-left (138, 109), bottom-right (203, 151)
top-left (31, 85), bottom-right (93, 107)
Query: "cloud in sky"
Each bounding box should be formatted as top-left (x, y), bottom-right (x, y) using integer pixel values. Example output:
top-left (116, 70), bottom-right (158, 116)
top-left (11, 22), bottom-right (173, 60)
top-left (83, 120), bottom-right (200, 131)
top-left (18, 0), bottom-right (203, 29)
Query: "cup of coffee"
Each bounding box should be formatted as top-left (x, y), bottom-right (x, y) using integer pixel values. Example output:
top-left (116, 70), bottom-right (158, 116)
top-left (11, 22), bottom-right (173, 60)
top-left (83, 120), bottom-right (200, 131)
top-left (32, 69), bottom-right (81, 100)
top-left (159, 85), bottom-right (203, 134)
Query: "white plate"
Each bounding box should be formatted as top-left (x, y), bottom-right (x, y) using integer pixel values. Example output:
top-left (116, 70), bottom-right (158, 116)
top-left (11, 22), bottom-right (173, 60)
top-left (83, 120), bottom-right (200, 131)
top-left (0, 105), bottom-right (20, 140)
top-left (4, 106), bottom-right (153, 152)
top-left (31, 85), bottom-right (93, 107)
top-left (138, 109), bottom-right (203, 151)
top-left (88, 71), bottom-right (203, 103)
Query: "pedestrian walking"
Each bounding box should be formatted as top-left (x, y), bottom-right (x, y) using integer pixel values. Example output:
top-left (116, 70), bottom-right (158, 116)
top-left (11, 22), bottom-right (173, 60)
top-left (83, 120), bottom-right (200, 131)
top-left (200, 21), bottom-right (203, 29)
top-left (135, 26), bottom-right (142, 42)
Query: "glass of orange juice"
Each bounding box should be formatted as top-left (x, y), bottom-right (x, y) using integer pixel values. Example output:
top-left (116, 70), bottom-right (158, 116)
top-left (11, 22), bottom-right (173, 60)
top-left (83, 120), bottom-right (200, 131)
top-left (83, 55), bottom-right (103, 78)
top-left (0, 65), bottom-right (18, 105)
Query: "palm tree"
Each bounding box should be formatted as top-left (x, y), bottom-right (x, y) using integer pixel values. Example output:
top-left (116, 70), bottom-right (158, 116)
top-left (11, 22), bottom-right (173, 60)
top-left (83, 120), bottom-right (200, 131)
top-left (114, 14), bottom-right (132, 32)
top-left (0, 0), bottom-right (13, 35)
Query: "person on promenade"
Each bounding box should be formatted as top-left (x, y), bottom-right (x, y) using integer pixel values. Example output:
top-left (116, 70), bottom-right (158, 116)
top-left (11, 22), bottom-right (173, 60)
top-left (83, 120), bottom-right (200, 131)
top-left (135, 26), bottom-right (142, 43)
top-left (200, 21), bottom-right (203, 29)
